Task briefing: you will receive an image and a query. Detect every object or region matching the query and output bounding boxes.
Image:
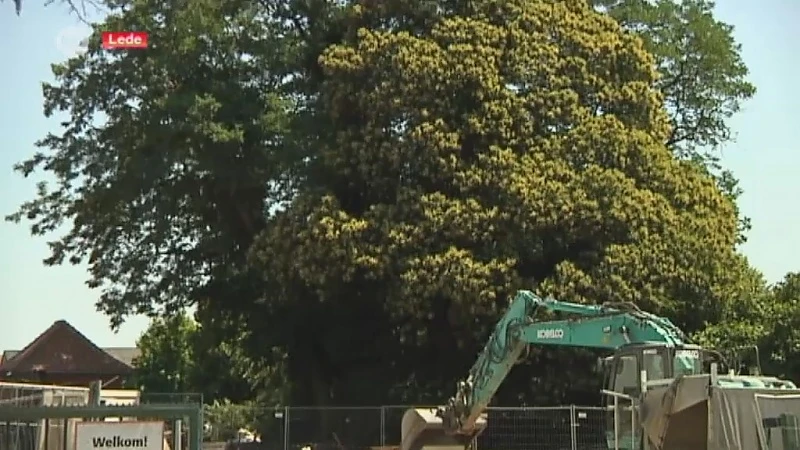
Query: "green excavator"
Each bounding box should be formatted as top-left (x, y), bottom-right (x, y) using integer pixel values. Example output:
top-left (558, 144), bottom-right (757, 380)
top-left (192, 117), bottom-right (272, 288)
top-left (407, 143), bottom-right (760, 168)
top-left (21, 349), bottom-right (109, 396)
top-left (400, 290), bottom-right (800, 450)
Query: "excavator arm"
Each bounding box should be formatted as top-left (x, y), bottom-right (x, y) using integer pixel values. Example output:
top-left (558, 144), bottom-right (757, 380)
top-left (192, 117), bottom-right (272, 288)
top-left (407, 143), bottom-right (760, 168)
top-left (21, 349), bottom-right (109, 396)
top-left (441, 291), bottom-right (689, 436)
top-left (400, 290), bottom-right (694, 450)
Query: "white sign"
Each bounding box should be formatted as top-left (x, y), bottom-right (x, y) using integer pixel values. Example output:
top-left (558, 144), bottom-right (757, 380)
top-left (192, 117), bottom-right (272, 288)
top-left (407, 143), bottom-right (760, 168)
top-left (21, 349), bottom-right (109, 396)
top-left (536, 328), bottom-right (565, 339)
top-left (75, 421), bottom-right (164, 450)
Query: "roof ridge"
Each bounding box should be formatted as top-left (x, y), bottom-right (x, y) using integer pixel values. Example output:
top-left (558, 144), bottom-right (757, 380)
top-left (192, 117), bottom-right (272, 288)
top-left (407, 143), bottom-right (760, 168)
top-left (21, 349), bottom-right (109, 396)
top-left (0, 321), bottom-right (63, 371)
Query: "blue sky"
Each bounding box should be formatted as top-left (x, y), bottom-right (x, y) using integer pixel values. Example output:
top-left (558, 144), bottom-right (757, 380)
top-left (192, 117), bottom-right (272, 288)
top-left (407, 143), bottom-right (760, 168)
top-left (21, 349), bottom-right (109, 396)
top-left (0, 1), bottom-right (798, 350)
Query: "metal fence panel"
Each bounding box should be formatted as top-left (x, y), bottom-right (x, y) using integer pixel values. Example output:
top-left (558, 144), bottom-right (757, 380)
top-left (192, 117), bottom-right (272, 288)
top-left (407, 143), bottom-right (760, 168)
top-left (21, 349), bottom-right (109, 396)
top-left (573, 406), bottom-right (609, 450)
top-left (0, 421), bottom-right (38, 450)
top-left (286, 406), bottom-right (383, 450)
top-left (200, 404), bottom-right (631, 450)
top-left (0, 382), bottom-right (90, 450)
top-left (477, 407), bottom-right (572, 450)
top-left (381, 405), bottom-right (409, 447)
top-left (203, 404), bottom-right (286, 448)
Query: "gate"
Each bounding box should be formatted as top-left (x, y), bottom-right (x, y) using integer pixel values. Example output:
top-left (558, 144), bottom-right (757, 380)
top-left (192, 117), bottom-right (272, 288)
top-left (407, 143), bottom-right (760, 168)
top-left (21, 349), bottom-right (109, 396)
top-left (0, 402), bottom-right (203, 450)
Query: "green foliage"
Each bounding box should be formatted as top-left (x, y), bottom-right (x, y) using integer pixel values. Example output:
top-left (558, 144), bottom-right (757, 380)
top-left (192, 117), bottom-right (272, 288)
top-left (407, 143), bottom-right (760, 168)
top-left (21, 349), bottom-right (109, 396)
top-left (8, 0), bottom-right (780, 406)
top-left (596, 0), bottom-right (755, 157)
top-left (133, 311), bottom-right (198, 393)
top-left (193, 325), bottom-right (291, 406)
top-left (203, 399), bottom-right (275, 442)
top-left (693, 255), bottom-right (771, 350)
top-left (760, 273), bottom-right (800, 379)
top-left (695, 271), bottom-right (800, 382)
top-left (203, 399), bottom-right (286, 444)
top-left (595, 0), bottom-right (756, 241)
top-left (133, 310), bottom-right (285, 404)
top-left (250, 0), bottom-right (743, 405)
top-left (6, 0), bottom-right (296, 328)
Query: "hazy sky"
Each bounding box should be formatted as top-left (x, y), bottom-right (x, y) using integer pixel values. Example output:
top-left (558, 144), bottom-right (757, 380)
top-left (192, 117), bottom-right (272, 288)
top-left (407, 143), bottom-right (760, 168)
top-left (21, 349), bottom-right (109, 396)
top-left (0, 1), bottom-right (798, 350)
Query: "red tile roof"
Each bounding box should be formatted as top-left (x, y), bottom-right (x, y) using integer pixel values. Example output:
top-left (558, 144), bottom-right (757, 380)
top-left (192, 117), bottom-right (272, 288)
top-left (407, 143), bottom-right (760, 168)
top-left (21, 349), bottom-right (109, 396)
top-left (0, 320), bottom-right (134, 376)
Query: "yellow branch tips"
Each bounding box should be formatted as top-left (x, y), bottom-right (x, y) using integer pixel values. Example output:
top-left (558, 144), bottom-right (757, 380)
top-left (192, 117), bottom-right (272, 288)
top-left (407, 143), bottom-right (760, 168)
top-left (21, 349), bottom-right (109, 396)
top-left (260, 0), bottom-right (740, 327)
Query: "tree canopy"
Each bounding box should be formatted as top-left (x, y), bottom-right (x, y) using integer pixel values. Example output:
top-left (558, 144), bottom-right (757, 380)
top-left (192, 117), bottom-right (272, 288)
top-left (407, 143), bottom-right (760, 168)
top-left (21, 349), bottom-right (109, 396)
top-left (6, 0), bottom-right (96, 19)
top-left (250, 0), bottom-right (744, 404)
top-left (133, 312), bottom-right (197, 394)
top-left (596, 0), bottom-right (756, 242)
top-left (695, 270), bottom-right (800, 381)
top-left (597, 0), bottom-right (755, 159)
top-left (8, 0), bottom-right (787, 407)
top-left (132, 312), bottom-right (262, 403)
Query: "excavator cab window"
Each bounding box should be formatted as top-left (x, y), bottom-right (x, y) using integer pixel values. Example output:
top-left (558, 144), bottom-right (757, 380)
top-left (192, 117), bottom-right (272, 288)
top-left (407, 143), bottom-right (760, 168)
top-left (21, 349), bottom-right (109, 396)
top-left (603, 349), bottom-right (646, 450)
top-left (642, 348), bottom-right (668, 381)
top-left (673, 348), bottom-right (706, 377)
top-left (613, 354), bottom-right (640, 396)
top-left (605, 346), bottom-right (672, 395)
top-left (602, 345), bottom-right (674, 449)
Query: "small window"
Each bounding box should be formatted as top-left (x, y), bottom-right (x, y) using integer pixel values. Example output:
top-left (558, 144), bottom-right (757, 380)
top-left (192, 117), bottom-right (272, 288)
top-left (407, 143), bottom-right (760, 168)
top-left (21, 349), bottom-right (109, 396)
top-left (643, 351), bottom-right (667, 380)
top-left (674, 349), bottom-right (703, 376)
top-left (613, 355), bottom-right (639, 395)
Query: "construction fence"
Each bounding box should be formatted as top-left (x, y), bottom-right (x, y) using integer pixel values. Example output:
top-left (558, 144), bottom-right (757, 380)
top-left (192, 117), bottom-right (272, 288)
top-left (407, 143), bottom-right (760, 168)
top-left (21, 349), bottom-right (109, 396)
top-left (0, 382), bottom-right (617, 450)
top-left (0, 383), bottom-right (202, 450)
top-left (205, 405), bottom-right (614, 450)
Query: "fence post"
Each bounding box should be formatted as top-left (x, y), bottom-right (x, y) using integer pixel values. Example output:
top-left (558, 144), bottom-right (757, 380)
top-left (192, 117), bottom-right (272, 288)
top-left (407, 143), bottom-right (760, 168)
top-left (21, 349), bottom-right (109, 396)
top-left (570, 405), bottom-right (577, 450)
top-left (284, 406), bottom-right (290, 450)
top-left (380, 406), bottom-right (386, 447)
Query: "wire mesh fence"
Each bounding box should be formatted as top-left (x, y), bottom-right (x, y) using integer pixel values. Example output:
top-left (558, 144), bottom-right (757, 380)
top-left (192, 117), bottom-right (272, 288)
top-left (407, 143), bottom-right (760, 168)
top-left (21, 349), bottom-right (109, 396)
top-left (141, 392), bottom-right (204, 405)
top-left (0, 382), bottom-right (90, 450)
top-left (205, 405), bottom-right (619, 450)
top-left (0, 383), bottom-right (625, 450)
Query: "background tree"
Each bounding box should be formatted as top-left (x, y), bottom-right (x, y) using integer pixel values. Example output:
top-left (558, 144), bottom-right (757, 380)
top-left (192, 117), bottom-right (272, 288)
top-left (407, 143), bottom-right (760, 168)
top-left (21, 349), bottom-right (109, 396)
top-left (595, 0), bottom-right (756, 241)
top-left (8, 0), bottom-right (304, 402)
top-left (761, 273), bottom-right (800, 380)
top-left (693, 256), bottom-right (772, 359)
top-left (596, 0), bottom-right (755, 157)
top-left (6, 0), bottom-right (296, 334)
top-left (696, 270), bottom-right (800, 380)
top-left (192, 322), bottom-right (290, 405)
top-left (8, 0), bottom-right (766, 408)
top-left (132, 312), bottom-right (198, 394)
top-left (133, 311), bottom-right (277, 403)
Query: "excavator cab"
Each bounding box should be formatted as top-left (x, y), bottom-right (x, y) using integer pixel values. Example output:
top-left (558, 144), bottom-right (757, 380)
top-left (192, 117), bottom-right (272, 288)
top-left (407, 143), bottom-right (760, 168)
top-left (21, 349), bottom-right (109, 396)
top-left (600, 343), bottom-right (724, 449)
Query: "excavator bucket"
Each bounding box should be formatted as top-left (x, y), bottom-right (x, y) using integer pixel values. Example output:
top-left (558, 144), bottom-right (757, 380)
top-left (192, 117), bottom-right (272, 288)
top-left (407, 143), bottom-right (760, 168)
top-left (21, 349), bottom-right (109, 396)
top-left (400, 408), bottom-right (487, 450)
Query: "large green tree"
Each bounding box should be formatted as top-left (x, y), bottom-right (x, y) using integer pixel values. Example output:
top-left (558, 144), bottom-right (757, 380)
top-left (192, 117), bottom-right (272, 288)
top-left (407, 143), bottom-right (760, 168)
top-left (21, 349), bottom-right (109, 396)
top-left (597, 0), bottom-right (754, 158)
top-left (249, 0), bottom-right (742, 405)
top-left (8, 0), bottom-right (299, 398)
top-left (8, 0), bottom-right (296, 325)
top-left (9, 0), bottom-right (759, 406)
